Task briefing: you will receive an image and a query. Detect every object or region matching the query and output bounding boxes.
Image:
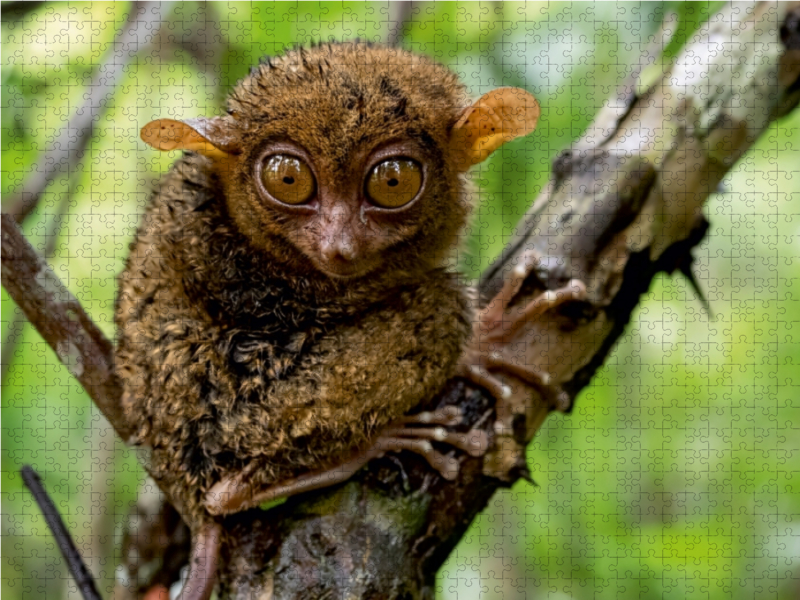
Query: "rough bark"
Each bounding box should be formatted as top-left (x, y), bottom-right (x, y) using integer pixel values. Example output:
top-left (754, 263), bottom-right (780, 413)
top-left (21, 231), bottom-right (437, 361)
top-left (2, 2), bottom-right (799, 599)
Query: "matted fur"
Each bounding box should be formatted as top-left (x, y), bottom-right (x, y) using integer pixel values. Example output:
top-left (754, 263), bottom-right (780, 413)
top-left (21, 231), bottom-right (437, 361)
top-left (115, 41), bottom-right (473, 526)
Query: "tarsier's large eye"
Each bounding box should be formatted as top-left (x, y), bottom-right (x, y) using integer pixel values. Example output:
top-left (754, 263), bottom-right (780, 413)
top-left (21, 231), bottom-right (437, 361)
top-left (261, 154), bottom-right (315, 205)
top-left (365, 158), bottom-right (422, 208)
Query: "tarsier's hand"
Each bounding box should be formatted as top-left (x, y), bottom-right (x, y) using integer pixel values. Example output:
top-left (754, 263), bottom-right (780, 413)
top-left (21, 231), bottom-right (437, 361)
top-left (459, 249), bottom-right (587, 412)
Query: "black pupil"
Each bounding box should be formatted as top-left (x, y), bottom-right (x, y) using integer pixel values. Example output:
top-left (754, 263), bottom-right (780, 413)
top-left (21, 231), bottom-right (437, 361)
top-left (387, 178), bottom-right (399, 187)
top-left (283, 176), bottom-right (295, 185)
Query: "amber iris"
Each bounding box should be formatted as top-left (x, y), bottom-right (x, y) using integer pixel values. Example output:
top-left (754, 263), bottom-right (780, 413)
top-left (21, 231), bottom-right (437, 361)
top-left (261, 155), bottom-right (315, 205)
top-left (365, 158), bottom-right (422, 208)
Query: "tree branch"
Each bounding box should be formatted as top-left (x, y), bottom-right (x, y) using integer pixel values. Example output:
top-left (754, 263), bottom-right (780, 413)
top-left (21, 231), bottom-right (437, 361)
top-left (2, 0), bottom-right (167, 389)
top-left (1, 0), bottom-right (171, 480)
top-left (3, 2), bottom-right (799, 599)
top-left (1, 214), bottom-right (130, 441)
top-left (386, 1), bottom-right (416, 47)
top-left (4, 1), bottom-right (165, 222)
top-left (20, 466), bottom-right (103, 600)
top-left (2, 173), bottom-right (76, 382)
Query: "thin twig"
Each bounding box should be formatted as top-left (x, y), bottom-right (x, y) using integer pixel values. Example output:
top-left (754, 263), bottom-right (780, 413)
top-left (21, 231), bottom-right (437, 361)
top-left (6, 1), bottom-right (165, 223)
top-left (158, 1), bottom-right (228, 103)
top-left (0, 1), bottom-right (47, 22)
top-left (387, 1), bottom-right (415, 46)
top-left (20, 465), bottom-right (103, 600)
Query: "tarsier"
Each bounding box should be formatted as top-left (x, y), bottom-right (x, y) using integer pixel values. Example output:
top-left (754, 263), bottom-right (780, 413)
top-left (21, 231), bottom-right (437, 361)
top-left (117, 41), bottom-right (583, 600)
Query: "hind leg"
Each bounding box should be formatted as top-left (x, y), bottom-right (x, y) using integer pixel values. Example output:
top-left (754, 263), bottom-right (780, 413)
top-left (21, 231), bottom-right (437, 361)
top-left (204, 406), bottom-right (487, 516)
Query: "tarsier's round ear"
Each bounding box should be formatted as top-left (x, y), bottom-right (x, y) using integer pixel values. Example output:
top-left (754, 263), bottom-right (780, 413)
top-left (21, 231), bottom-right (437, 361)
top-left (450, 87), bottom-right (540, 171)
top-left (140, 117), bottom-right (241, 159)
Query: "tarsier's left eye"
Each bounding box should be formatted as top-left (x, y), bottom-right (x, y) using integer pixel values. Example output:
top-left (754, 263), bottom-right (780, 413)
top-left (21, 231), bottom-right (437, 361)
top-left (261, 154), bottom-right (316, 205)
top-left (365, 158), bottom-right (422, 208)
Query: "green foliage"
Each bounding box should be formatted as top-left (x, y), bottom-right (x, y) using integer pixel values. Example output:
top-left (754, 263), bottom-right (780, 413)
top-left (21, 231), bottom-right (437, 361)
top-left (2, 2), bottom-right (798, 599)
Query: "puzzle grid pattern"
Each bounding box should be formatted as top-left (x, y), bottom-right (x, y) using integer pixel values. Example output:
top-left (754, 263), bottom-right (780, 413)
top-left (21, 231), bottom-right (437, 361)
top-left (2, 3), bottom-right (799, 599)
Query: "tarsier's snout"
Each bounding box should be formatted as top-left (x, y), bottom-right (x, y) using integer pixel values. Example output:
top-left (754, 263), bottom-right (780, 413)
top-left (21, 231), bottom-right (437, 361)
top-left (316, 233), bottom-right (364, 278)
top-left (313, 199), bottom-right (368, 278)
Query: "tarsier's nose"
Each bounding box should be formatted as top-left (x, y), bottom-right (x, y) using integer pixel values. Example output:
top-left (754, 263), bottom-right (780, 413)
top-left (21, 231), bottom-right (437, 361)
top-left (320, 234), bottom-right (357, 262)
top-left (319, 197), bottom-right (359, 263)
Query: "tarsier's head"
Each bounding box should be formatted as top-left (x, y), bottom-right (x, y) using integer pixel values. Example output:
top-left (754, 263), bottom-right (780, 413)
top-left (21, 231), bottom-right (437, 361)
top-left (142, 42), bottom-right (539, 280)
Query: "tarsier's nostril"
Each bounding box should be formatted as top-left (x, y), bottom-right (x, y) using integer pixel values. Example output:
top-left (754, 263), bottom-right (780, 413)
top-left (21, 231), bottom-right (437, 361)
top-left (321, 236), bottom-right (356, 262)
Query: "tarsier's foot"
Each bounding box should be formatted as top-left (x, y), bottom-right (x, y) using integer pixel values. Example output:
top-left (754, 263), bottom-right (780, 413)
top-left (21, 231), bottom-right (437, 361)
top-left (460, 249), bottom-right (587, 412)
top-left (204, 406), bottom-right (488, 516)
top-left (377, 405), bottom-right (487, 480)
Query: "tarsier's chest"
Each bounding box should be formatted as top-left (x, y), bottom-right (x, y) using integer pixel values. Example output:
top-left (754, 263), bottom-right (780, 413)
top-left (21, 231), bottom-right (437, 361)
top-left (118, 270), bottom-right (468, 483)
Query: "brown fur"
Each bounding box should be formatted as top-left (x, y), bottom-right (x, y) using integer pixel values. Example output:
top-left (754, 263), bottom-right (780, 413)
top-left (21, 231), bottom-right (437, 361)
top-left (115, 42), bottom-right (474, 529)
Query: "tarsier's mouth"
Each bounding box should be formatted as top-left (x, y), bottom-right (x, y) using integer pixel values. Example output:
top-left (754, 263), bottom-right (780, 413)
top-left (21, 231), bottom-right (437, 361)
top-left (321, 263), bottom-right (372, 280)
top-left (314, 254), bottom-right (371, 280)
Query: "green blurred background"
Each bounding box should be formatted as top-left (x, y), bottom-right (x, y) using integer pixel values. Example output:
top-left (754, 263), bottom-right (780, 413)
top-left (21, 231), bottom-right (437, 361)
top-left (2, 2), bottom-right (798, 599)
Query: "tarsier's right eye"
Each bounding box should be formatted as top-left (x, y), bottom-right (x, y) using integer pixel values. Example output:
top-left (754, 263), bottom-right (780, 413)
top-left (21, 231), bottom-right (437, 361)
top-left (365, 158), bottom-right (422, 209)
top-left (260, 154), bottom-right (316, 205)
